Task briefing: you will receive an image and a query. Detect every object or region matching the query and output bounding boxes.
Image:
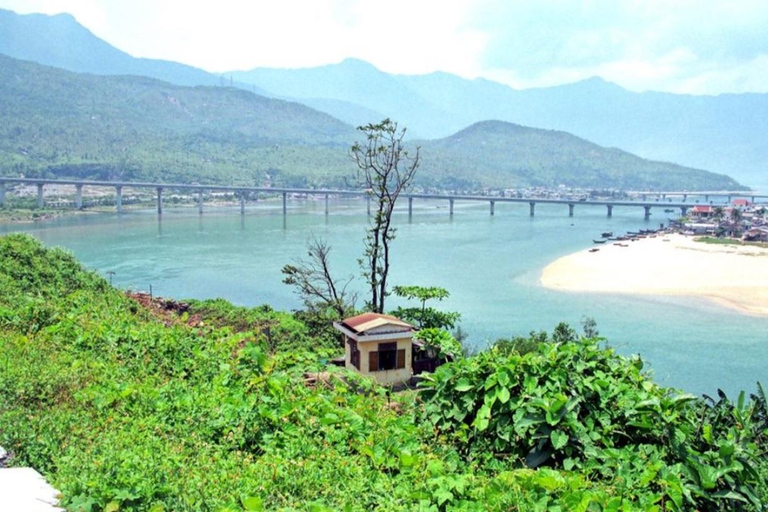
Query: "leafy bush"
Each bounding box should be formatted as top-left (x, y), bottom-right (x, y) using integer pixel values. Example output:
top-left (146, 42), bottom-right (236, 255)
top-left (1, 235), bottom-right (765, 511)
top-left (419, 338), bottom-right (767, 509)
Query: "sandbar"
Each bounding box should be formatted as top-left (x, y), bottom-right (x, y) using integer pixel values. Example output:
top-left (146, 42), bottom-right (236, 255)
top-left (540, 234), bottom-right (768, 317)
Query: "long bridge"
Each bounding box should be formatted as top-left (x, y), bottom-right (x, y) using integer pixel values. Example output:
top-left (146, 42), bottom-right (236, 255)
top-left (0, 178), bottom-right (764, 219)
top-left (628, 190), bottom-right (768, 203)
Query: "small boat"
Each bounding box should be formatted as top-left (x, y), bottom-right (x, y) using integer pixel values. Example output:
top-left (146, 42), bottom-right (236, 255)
top-left (592, 239), bottom-right (607, 244)
top-left (588, 248), bottom-right (600, 253)
top-left (601, 231), bottom-right (613, 237)
top-left (664, 208), bottom-right (675, 213)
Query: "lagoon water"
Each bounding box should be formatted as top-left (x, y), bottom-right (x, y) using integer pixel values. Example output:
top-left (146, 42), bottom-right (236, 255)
top-left (3, 198), bottom-right (766, 397)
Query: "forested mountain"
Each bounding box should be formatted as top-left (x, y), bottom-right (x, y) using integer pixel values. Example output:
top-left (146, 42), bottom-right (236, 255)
top-left (0, 54), bottom-right (355, 187)
top-left (417, 121), bottom-right (743, 191)
top-left (0, 54), bottom-right (742, 191)
top-left (0, 7), bottom-right (760, 189)
top-left (231, 60), bottom-right (768, 189)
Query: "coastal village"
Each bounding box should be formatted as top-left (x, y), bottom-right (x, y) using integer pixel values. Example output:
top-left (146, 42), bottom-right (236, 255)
top-left (679, 201), bottom-right (768, 241)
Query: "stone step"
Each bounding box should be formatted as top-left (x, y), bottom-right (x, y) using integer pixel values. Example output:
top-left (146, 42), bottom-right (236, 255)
top-left (0, 467), bottom-right (64, 511)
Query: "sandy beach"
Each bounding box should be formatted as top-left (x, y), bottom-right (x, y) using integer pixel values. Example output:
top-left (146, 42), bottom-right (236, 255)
top-left (540, 233), bottom-right (768, 317)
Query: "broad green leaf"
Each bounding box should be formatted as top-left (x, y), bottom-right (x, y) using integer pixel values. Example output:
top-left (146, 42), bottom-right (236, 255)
top-left (550, 429), bottom-right (568, 450)
top-left (454, 378), bottom-right (473, 392)
top-left (242, 497), bottom-right (264, 511)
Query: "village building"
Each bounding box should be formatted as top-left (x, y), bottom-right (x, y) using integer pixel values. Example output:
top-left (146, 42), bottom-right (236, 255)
top-left (333, 313), bottom-right (416, 385)
top-left (688, 205), bottom-right (714, 220)
top-left (743, 226), bottom-right (768, 242)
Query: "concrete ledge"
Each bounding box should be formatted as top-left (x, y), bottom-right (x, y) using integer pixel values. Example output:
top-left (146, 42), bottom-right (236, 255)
top-left (0, 468), bottom-right (63, 511)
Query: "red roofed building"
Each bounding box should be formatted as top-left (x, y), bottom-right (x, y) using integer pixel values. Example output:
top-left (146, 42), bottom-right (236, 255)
top-left (689, 205), bottom-right (714, 219)
top-left (733, 198), bottom-right (751, 207)
top-left (333, 313), bottom-right (416, 385)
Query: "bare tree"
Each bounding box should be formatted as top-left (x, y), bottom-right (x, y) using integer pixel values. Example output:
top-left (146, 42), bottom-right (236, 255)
top-left (350, 119), bottom-right (420, 313)
top-left (281, 237), bottom-right (356, 318)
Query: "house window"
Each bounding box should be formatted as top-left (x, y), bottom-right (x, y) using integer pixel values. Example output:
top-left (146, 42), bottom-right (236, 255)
top-left (348, 339), bottom-right (360, 370)
top-left (369, 342), bottom-right (405, 372)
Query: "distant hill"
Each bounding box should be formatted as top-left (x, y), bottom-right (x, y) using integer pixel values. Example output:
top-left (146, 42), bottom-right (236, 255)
top-left (0, 54), bottom-right (355, 187)
top-left (0, 8), bottom-right (265, 92)
top-left (230, 60), bottom-right (768, 189)
top-left (417, 121), bottom-right (743, 191)
top-left (1, 8), bottom-right (760, 189)
top-left (0, 55), bottom-right (744, 191)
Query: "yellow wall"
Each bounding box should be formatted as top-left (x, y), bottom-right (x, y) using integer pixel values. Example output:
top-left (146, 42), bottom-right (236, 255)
top-left (345, 337), bottom-right (412, 385)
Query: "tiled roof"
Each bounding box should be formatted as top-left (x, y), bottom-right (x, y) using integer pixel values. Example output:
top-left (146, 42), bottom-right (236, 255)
top-left (341, 312), bottom-right (414, 334)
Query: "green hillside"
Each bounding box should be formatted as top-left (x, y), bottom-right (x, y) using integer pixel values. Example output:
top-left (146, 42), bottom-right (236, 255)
top-left (418, 121), bottom-right (744, 190)
top-left (231, 60), bottom-right (768, 189)
top-left (1, 234), bottom-right (766, 510)
top-left (0, 54), bottom-right (355, 187)
top-left (0, 54), bottom-right (744, 191)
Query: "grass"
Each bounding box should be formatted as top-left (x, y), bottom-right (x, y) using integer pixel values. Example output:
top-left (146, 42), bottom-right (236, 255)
top-left (695, 236), bottom-right (768, 249)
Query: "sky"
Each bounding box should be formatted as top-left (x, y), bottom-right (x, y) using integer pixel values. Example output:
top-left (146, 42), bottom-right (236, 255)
top-left (2, 0), bottom-right (768, 95)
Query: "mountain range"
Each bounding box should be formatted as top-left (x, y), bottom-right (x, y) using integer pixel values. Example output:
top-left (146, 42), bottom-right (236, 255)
top-left (229, 59), bottom-right (768, 190)
top-left (0, 8), bottom-right (752, 191)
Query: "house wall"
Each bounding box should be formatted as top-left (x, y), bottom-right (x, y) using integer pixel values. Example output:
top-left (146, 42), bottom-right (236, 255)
top-left (345, 337), bottom-right (412, 385)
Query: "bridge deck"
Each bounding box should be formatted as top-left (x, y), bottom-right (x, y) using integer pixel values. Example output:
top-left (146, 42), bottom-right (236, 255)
top-left (0, 177), bottom-right (742, 209)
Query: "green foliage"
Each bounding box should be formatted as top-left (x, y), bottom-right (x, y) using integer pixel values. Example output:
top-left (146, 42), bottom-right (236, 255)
top-left (390, 284), bottom-right (460, 330)
top-left (419, 335), bottom-right (767, 510)
top-left (0, 234), bottom-right (765, 511)
top-left (414, 328), bottom-right (463, 360)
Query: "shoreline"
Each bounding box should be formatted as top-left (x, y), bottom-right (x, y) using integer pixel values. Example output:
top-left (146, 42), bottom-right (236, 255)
top-left (540, 233), bottom-right (768, 318)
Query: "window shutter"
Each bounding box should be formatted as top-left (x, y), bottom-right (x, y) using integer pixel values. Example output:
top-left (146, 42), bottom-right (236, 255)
top-left (369, 351), bottom-right (379, 372)
top-left (397, 349), bottom-right (406, 369)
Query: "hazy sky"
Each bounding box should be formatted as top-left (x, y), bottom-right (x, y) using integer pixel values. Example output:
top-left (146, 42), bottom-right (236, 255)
top-left (2, 0), bottom-right (767, 95)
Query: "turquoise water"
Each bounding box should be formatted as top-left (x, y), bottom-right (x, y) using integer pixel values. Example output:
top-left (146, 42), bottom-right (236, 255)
top-left (2, 198), bottom-right (766, 396)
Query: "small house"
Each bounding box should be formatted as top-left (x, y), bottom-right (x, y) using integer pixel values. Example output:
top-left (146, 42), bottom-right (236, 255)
top-left (743, 227), bottom-right (768, 242)
top-left (333, 313), bottom-right (416, 385)
top-left (689, 205), bottom-right (714, 220)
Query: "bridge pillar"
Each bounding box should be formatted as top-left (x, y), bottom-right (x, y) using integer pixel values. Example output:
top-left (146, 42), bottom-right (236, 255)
top-left (705, 194), bottom-right (709, 202)
top-left (449, 198), bottom-right (454, 216)
top-left (644, 205), bottom-right (651, 220)
top-left (529, 202), bottom-right (535, 217)
top-left (751, 196), bottom-right (755, 204)
top-left (240, 192), bottom-right (245, 215)
top-left (0, 183), bottom-right (5, 207)
top-left (568, 203), bottom-right (574, 217)
top-left (680, 206), bottom-right (688, 216)
top-left (408, 196), bottom-right (413, 216)
top-left (156, 187), bottom-right (163, 215)
top-left (683, 194), bottom-right (687, 202)
top-left (75, 184), bottom-right (83, 210)
top-left (198, 190), bottom-right (203, 214)
top-left (115, 186), bottom-right (122, 213)
top-left (325, 194), bottom-right (329, 215)
top-left (662, 194), bottom-right (667, 201)
top-left (282, 192), bottom-right (287, 215)
top-left (606, 204), bottom-right (613, 217)
top-left (490, 200), bottom-right (495, 216)
top-left (727, 195), bottom-right (731, 203)
top-left (36, 183), bottom-right (44, 209)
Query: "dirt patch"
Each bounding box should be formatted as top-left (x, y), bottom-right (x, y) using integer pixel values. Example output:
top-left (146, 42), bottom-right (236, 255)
top-left (125, 291), bottom-right (203, 327)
